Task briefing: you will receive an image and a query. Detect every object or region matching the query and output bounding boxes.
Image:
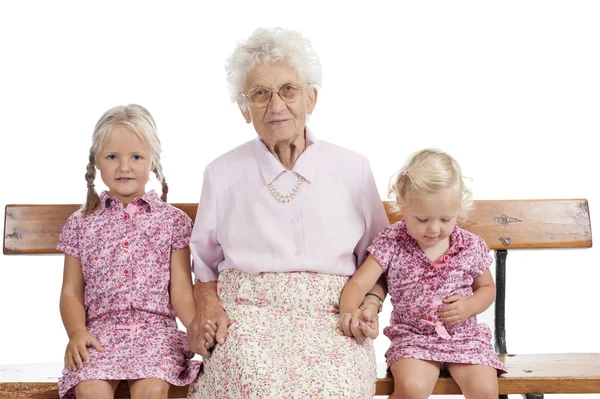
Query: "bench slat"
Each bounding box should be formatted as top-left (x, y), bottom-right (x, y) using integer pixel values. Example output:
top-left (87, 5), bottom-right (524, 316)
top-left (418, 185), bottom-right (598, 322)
top-left (4, 199), bottom-right (592, 255)
top-left (2, 354), bottom-right (600, 397)
top-left (384, 199), bottom-right (592, 249)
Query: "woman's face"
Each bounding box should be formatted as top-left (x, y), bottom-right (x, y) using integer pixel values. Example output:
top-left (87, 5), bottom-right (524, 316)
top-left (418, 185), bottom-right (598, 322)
top-left (241, 61), bottom-right (317, 144)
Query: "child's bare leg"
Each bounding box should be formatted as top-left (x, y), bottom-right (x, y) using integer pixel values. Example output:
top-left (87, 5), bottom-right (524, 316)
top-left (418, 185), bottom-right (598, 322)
top-left (446, 363), bottom-right (498, 399)
top-left (75, 379), bottom-right (119, 398)
top-left (129, 378), bottom-right (170, 399)
top-left (389, 359), bottom-right (440, 399)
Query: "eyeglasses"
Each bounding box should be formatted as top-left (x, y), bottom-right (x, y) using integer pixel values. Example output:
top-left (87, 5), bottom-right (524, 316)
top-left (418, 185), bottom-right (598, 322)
top-left (240, 81), bottom-right (310, 108)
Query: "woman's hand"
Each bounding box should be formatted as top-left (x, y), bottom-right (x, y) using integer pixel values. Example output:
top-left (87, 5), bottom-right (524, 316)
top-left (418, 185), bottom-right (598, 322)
top-left (439, 295), bottom-right (473, 325)
top-left (187, 298), bottom-right (230, 358)
top-left (64, 328), bottom-right (103, 372)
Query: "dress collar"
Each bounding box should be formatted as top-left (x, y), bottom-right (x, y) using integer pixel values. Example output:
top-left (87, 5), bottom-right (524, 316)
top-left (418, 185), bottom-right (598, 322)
top-left (99, 190), bottom-right (161, 214)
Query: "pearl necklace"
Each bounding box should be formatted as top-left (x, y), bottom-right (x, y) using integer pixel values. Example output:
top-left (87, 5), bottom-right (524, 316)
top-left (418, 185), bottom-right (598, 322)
top-left (268, 176), bottom-right (305, 203)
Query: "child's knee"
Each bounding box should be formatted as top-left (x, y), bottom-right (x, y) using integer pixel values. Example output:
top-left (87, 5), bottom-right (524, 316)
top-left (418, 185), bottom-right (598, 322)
top-left (392, 377), bottom-right (432, 399)
top-left (75, 380), bottom-right (115, 399)
top-left (132, 379), bottom-right (170, 399)
top-left (464, 384), bottom-right (498, 399)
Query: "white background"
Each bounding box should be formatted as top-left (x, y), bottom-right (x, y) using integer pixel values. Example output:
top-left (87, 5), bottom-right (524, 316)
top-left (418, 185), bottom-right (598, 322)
top-left (1, 1), bottom-right (598, 398)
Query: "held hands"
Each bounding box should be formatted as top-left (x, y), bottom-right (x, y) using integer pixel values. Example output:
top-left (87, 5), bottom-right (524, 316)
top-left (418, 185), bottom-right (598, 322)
top-left (64, 328), bottom-right (103, 372)
top-left (439, 295), bottom-right (473, 325)
top-left (187, 301), bottom-right (231, 358)
top-left (338, 303), bottom-right (379, 341)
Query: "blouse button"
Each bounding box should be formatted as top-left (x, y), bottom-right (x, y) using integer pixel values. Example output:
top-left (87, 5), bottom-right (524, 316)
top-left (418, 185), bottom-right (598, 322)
top-left (123, 241), bottom-right (129, 247)
top-left (124, 214), bottom-right (129, 220)
top-left (429, 266), bottom-right (434, 271)
top-left (443, 254), bottom-right (450, 262)
top-left (123, 269), bottom-right (130, 276)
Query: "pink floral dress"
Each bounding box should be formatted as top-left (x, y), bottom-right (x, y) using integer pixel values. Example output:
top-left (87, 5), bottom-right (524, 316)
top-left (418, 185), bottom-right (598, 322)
top-left (57, 190), bottom-right (201, 398)
top-left (368, 220), bottom-right (507, 373)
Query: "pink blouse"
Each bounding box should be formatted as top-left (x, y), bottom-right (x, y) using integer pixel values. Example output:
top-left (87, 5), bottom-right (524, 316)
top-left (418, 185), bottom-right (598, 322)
top-left (58, 190), bottom-right (193, 321)
top-left (190, 129), bottom-right (389, 282)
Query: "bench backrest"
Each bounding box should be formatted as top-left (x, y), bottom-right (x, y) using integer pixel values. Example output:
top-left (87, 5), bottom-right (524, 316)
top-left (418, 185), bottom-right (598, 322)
top-left (3, 199), bottom-right (592, 255)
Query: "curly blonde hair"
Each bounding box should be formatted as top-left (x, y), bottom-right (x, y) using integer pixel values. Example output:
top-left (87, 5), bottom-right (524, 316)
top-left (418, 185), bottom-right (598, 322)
top-left (388, 148), bottom-right (473, 222)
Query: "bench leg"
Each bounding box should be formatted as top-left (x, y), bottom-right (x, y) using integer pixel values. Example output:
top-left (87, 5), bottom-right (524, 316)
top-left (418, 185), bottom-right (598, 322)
top-left (494, 250), bottom-right (508, 354)
top-left (523, 394), bottom-right (544, 399)
top-left (499, 394), bottom-right (508, 399)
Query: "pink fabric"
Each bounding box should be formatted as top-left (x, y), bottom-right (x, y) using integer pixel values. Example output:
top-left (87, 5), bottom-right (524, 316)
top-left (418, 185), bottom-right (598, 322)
top-left (58, 190), bottom-right (192, 321)
top-left (56, 191), bottom-right (201, 397)
top-left (116, 324), bottom-right (144, 340)
top-left (368, 220), bottom-right (507, 373)
top-left (190, 128), bottom-right (389, 282)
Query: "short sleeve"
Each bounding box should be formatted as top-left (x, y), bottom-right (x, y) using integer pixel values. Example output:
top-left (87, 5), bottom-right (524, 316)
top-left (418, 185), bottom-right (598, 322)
top-left (171, 209), bottom-right (193, 253)
top-left (470, 237), bottom-right (493, 278)
top-left (57, 211), bottom-right (83, 258)
top-left (367, 224), bottom-right (402, 273)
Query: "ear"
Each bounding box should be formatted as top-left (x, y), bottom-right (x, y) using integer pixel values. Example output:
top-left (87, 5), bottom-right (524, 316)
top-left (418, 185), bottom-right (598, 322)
top-left (306, 87), bottom-right (318, 115)
top-left (238, 101), bottom-right (252, 124)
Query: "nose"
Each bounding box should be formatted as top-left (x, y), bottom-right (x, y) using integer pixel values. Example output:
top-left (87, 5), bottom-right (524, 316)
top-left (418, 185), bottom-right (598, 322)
top-left (267, 91), bottom-right (287, 113)
top-left (119, 158), bottom-right (131, 172)
top-left (427, 221), bottom-right (440, 234)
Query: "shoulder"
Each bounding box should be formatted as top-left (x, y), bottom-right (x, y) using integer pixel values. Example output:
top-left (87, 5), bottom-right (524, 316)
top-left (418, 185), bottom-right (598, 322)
top-left (378, 221), bottom-right (408, 241)
top-left (156, 203), bottom-right (192, 223)
top-left (455, 227), bottom-right (488, 252)
top-left (61, 210), bottom-right (82, 231)
top-left (207, 139), bottom-right (255, 173)
top-left (318, 140), bottom-right (369, 165)
top-left (64, 209), bottom-right (95, 228)
top-left (316, 141), bottom-right (373, 189)
top-left (370, 222), bottom-right (408, 248)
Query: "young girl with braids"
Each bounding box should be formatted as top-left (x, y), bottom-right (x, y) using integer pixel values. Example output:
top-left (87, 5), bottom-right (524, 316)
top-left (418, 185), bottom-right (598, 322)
top-left (57, 104), bottom-right (201, 399)
top-left (339, 149), bottom-right (507, 399)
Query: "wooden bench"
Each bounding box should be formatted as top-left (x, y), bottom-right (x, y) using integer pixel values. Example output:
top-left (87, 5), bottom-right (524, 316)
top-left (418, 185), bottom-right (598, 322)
top-left (2, 199), bottom-right (598, 398)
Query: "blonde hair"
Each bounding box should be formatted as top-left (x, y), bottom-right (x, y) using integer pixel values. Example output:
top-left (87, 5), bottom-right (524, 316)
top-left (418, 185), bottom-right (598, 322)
top-left (82, 104), bottom-right (168, 216)
top-left (389, 148), bottom-right (473, 221)
top-left (226, 27), bottom-right (322, 109)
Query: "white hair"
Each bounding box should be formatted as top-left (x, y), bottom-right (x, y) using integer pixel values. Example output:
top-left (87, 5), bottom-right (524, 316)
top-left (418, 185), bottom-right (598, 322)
top-left (225, 27), bottom-right (323, 107)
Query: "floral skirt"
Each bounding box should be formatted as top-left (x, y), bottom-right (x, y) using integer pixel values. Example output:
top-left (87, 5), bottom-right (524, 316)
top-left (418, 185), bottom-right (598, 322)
top-left (187, 269), bottom-right (376, 399)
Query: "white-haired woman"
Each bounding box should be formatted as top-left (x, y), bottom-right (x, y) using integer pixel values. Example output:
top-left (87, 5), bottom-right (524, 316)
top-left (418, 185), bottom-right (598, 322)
top-left (186, 28), bottom-right (389, 398)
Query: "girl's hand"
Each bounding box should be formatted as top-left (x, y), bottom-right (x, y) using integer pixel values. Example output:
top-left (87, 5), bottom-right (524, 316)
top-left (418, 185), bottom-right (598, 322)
top-left (339, 308), bottom-right (379, 340)
top-left (439, 295), bottom-right (473, 325)
top-left (358, 317), bottom-right (379, 339)
top-left (64, 328), bottom-right (103, 372)
top-left (203, 320), bottom-right (218, 349)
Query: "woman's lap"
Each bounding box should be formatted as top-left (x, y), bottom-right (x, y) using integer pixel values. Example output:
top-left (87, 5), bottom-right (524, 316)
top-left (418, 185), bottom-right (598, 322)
top-left (187, 269), bottom-right (376, 399)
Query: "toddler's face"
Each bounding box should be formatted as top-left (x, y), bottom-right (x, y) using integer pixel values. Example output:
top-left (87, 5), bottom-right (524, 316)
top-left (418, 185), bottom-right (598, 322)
top-left (96, 126), bottom-right (152, 206)
top-left (402, 188), bottom-right (460, 252)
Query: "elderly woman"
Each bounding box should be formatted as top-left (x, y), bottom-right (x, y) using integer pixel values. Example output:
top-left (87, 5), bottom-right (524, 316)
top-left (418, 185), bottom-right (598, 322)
top-left (187, 28), bottom-right (389, 398)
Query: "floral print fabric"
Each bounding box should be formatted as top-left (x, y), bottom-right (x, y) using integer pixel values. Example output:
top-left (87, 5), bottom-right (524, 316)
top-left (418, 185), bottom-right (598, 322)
top-left (368, 220), bottom-right (507, 373)
top-left (57, 190), bottom-right (201, 397)
top-left (187, 269), bottom-right (377, 398)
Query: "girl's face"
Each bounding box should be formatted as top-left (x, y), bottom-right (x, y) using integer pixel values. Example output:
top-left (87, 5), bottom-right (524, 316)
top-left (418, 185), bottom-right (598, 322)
top-left (402, 187), bottom-right (460, 252)
top-left (96, 126), bottom-right (152, 206)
